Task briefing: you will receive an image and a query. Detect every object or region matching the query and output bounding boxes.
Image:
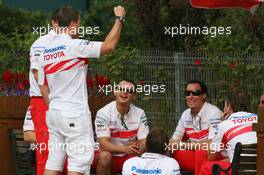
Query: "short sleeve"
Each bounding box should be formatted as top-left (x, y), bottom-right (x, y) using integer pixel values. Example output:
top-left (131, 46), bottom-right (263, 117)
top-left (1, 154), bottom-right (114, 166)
top-left (30, 46), bottom-right (45, 71)
top-left (69, 39), bottom-right (102, 59)
top-left (122, 159), bottom-right (132, 175)
top-left (166, 160), bottom-right (181, 175)
top-left (23, 107), bottom-right (35, 131)
top-left (137, 111), bottom-right (149, 140)
top-left (210, 123), bottom-right (225, 153)
top-left (95, 111), bottom-right (110, 138)
top-left (172, 115), bottom-right (185, 140)
top-left (208, 109), bottom-right (222, 139)
top-left (38, 62), bottom-right (46, 86)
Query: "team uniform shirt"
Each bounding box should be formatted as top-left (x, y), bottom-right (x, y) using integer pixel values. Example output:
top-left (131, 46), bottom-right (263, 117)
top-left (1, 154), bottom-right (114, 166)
top-left (38, 33), bottom-right (102, 173)
top-left (95, 101), bottom-right (149, 156)
top-left (23, 107), bottom-right (35, 131)
top-left (172, 102), bottom-right (222, 142)
top-left (211, 112), bottom-right (258, 162)
top-left (29, 30), bottom-right (57, 97)
top-left (38, 33), bottom-right (102, 114)
top-left (122, 152), bottom-right (180, 175)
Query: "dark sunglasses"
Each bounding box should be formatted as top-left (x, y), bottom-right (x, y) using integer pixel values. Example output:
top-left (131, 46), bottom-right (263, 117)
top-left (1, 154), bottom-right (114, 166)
top-left (185, 90), bottom-right (203, 96)
top-left (261, 100), bottom-right (264, 105)
top-left (116, 87), bottom-right (135, 94)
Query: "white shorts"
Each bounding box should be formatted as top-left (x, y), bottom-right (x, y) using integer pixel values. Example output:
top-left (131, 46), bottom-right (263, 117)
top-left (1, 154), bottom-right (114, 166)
top-left (45, 109), bottom-right (94, 174)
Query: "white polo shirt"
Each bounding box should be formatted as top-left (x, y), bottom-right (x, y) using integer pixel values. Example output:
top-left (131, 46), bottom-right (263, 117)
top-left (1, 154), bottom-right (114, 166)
top-left (29, 30), bottom-right (57, 97)
top-left (172, 102), bottom-right (222, 142)
top-left (122, 152), bottom-right (180, 175)
top-left (38, 33), bottom-right (102, 114)
top-left (95, 101), bottom-right (149, 156)
top-left (23, 107), bottom-right (34, 131)
top-left (211, 112), bottom-right (258, 162)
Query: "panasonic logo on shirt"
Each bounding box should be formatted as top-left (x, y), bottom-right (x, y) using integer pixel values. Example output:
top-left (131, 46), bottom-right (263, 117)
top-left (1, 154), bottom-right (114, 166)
top-left (131, 166), bottom-right (162, 174)
top-left (44, 45), bottom-right (66, 54)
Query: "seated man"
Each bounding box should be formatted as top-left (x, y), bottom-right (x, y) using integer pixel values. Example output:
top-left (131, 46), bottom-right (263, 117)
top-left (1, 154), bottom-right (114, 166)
top-left (23, 107), bottom-right (36, 143)
top-left (93, 79), bottom-right (149, 175)
top-left (170, 80), bottom-right (222, 173)
top-left (199, 90), bottom-right (258, 175)
top-left (23, 107), bottom-right (68, 175)
top-left (23, 107), bottom-right (37, 166)
top-left (122, 128), bottom-right (180, 175)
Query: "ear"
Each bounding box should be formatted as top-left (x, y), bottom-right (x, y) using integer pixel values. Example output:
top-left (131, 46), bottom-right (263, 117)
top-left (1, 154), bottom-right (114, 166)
top-left (225, 102), bottom-right (233, 114)
top-left (202, 93), bottom-right (206, 101)
top-left (51, 20), bottom-right (58, 28)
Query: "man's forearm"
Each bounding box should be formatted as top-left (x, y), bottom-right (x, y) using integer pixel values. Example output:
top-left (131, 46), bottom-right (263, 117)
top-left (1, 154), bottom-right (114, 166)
top-left (100, 5), bottom-right (125, 56)
top-left (33, 69), bottom-right (49, 105)
top-left (39, 85), bottom-right (50, 106)
top-left (99, 139), bottom-right (126, 153)
top-left (101, 19), bottom-right (123, 56)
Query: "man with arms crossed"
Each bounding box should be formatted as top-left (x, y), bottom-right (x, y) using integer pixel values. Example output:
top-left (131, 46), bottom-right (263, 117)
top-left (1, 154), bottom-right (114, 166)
top-left (93, 79), bottom-right (149, 175)
top-left (170, 80), bottom-right (222, 174)
top-left (122, 128), bottom-right (180, 175)
top-left (38, 6), bottom-right (126, 175)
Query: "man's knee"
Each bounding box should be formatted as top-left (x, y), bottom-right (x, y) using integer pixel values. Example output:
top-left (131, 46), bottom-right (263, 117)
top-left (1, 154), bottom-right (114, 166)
top-left (97, 151), bottom-right (112, 166)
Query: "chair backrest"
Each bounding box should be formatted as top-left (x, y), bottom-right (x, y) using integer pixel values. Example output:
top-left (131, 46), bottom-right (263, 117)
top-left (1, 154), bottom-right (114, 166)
top-left (232, 142), bottom-right (257, 175)
top-left (8, 128), bottom-right (35, 175)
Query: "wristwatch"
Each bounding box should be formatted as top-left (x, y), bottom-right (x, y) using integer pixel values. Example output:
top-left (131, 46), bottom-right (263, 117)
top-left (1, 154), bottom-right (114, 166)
top-left (116, 16), bottom-right (125, 23)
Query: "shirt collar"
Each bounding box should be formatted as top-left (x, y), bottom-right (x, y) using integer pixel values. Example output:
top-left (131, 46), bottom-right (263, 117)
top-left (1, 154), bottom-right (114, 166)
top-left (56, 33), bottom-right (72, 40)
top-left (48, 29), bottom-right (57, 36)
top-left (190, 102), bottom-right (207, 118)
top-left (141, 152), bottom-right (166, 159)
top-left (227, 111), bottom-right (255, 120)
top-left (114, 101), bottom-right (132, 118)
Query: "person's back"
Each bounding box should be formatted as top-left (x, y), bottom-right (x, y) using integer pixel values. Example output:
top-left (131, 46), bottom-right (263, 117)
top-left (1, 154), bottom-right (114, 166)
top-left (122, 128), bottom-right (180, 175)
top-left (39, 34), bottom-right (101, 113)
top-left (199, 90), bottom-right (258, 175)
top-left (123, 153), bottom-right (180, 175)
top-left (213, 111), bottom-right (257, 161)
top-left (37, 5), bottom-right (126, 175)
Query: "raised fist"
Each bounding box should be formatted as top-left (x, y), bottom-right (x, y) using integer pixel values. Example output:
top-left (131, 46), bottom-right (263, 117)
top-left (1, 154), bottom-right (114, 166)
top-left (114, 5), bottom-right (126, 17)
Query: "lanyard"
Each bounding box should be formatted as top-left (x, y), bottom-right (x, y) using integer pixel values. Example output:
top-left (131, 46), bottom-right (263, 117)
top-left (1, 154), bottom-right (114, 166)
top-left (192, 116), bottom-right (201, 130)
top-left (120, 115), bottom-right (129, 130)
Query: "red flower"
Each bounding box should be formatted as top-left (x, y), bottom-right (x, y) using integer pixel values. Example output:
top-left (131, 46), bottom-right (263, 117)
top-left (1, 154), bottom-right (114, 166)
top-left (194, 59), bottom-right (202, 65)
top-left (2, 70), bottom-right (14, 83)
top-left (16, 82), bottom-right (25, 90)
top-left (95, 74), bottom-right (103, 89)
top-left (102, 76), bottom-right (110, 85)
top-left (95, 74), bottom-right (110, 89)
top-left (87, 77), bottom-right (94, 90)
top-left (228, 63), bottom-right (236, 69)
top-left (138, 79), bottom-right (144, 85)
top-left (14, 72), bottom-right (27, 83)
top-left (235, 79), bottom-right (240, 86)
top-left (22, 78), bottom-right (29, 87)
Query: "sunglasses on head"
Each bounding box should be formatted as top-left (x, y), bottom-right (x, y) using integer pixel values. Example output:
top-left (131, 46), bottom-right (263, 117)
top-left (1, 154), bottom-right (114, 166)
top-left (185, 90), bottom-right (203, 96)
top-left (116, 87), bottom-right (135, 94)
